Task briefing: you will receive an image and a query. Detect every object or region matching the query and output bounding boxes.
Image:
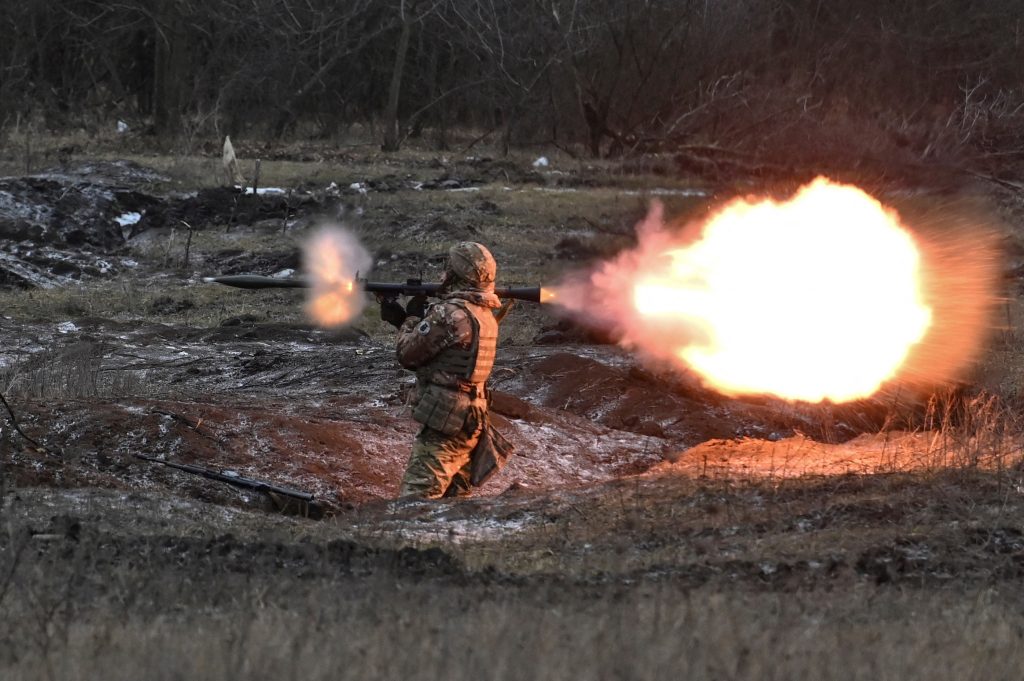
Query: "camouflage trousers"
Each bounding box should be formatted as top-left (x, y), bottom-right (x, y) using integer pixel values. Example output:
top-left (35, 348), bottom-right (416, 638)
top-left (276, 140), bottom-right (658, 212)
top-left (399, 417), bottom-right (485, 499)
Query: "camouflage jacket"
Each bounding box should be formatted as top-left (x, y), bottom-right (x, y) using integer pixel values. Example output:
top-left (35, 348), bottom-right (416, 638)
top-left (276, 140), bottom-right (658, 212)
top-left (396, 289), bottom-right (501, 391)
top-left (396, 289), bottom-right (502, 433)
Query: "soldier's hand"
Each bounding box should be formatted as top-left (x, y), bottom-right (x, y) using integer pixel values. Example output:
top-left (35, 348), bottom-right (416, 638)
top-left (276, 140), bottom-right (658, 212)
top-left (406, 294), bottom-right (428, 320)
top-left (380, 299), bottom-right (408, 328)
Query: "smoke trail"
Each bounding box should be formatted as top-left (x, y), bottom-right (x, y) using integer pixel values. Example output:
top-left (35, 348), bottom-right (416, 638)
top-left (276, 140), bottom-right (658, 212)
top-left (302, 226), bottom-right (372, 328)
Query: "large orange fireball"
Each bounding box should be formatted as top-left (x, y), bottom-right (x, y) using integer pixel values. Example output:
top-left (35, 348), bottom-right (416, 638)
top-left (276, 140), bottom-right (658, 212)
top-left (552, 178), bottom-right (995, 404)
top-left (637, 178), bottom-right (930, 401)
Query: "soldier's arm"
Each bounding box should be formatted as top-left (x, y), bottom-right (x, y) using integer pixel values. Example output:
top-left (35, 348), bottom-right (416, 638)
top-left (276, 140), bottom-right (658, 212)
top-left (395, 304), bottom-right (472, 369)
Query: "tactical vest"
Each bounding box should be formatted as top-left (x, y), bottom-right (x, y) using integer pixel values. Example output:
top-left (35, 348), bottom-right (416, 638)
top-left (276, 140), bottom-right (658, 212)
top-left (429, 298), bottom-right (498, 386)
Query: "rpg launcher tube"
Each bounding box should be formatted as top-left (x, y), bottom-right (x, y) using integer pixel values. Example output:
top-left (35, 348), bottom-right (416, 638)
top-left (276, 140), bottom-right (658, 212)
top-left (205, 275), bottom-right (545, 303)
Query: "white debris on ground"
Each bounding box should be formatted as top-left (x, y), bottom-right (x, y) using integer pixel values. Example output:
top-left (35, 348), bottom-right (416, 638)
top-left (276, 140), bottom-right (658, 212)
top-left (114, 211), bottom-right (142, 226)
top-left (349, 182), bottom-right (368, 195)
top-left (56, 321), bottom-right (79, 334)
top-left (243, 186), bottom-right (287, 195)
top-left (533, 156), bottom-right (550, 168)
top-left (369, 514), bottom-right (537, 545)
top-left (116, 120), bottom-right (129, 134)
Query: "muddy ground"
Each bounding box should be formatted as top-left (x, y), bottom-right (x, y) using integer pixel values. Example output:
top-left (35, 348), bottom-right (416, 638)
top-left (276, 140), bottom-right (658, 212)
top-left (1, 152), bottom-right (1024, 679)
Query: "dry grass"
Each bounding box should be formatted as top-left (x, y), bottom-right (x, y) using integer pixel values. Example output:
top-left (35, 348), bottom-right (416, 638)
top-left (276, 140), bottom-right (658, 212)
top-left (2, 581), bottom-right (1023, 681)
top-left (3, 145), bottom-right (1024, 680)
top-left (2, 473), bottom-right (1024, 681)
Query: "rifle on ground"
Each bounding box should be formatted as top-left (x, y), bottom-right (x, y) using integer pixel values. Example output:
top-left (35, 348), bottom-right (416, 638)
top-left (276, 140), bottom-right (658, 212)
top-left (204, 274), bottom-right (545, 303)
top-left (135, 453), bottom-right (315, 503)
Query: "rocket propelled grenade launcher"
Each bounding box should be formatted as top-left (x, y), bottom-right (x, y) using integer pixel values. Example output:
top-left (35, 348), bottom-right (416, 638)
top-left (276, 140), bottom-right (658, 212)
top-left (205, 274), bottom-right (546, 303)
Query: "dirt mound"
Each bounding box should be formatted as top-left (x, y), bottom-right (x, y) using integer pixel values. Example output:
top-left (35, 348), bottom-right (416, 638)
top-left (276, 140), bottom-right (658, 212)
top-left (131, 186), bottom-right (331, 234)
top-left (0, 161), bottom-right (168, 288)
top-left (0, 245), bottom-right (137, 288)
top-left (455, 157), bottom-right (545, 185)
top-left (206, 248), bottom-right (300, 275)
top-left (0, 161), bottom-right (337, 288)
top-left (0, 173), bottom-right (156, 250)
top-left (32, 160), bottom-right (168, 188)
top-left (658, 431), bottom-right (954, 478)
top-left (523, 352), bottom-right (738, 440)
top-left (506, 350), bottom-right (904, 445)
top-left (532, 319), bottom-right (618, 345)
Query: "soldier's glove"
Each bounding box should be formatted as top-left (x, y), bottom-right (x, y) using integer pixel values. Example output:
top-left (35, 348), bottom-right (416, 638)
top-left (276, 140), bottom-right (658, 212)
top-left (406, 294), bottom-right (428, 320)
top-left (380, 299), bottom-right (408, 329)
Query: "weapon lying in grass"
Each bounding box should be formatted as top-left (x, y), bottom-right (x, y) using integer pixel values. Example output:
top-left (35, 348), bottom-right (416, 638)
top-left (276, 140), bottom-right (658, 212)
top-left (135, 453), bottom-right (315, 503)
top-left (204, 274), bottom-right (547, 303)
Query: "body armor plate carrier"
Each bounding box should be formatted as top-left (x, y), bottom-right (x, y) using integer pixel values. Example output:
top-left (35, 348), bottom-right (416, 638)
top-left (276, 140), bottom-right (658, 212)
top-left (410, 297), bottom-right (498, 434)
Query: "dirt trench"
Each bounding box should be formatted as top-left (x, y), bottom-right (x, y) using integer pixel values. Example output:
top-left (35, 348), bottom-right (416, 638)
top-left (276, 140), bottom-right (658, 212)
top-left (1, 310), bottom-right (934, 517)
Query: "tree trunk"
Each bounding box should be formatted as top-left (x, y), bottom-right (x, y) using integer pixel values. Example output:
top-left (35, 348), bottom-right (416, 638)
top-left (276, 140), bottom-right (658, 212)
top-left (410, 39), bottom-right (438, 139)
top-left (500, 101), bottom-right (520, 157)
top-left (381, 15), bottom-right (413, 152)
top-left (153, 7), bottom-right (189, 137)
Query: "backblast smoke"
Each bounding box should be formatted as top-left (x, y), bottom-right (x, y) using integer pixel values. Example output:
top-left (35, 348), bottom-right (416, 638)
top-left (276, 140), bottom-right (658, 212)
top-left (551, 178), bottom-right (1001, 403)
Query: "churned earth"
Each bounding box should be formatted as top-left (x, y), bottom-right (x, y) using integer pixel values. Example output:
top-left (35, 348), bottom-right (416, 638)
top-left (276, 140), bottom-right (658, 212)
top-left (1, 152), bottom-right (1024, 680)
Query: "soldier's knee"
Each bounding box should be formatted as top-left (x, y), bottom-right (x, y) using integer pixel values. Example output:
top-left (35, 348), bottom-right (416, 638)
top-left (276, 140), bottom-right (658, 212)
top-left (400, 444), bottom-right (449, 498)
top-left (398, 480), bottom-right (444, 500)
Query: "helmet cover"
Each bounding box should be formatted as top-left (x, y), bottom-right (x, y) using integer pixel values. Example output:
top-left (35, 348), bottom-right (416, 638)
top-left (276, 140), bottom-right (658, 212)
top-left (446, 242), bottom-right (496, 289)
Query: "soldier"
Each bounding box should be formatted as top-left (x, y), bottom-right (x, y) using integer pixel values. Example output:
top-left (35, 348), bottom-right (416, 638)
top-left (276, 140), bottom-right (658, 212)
top-left (380, 242), bottom-right (514, 499)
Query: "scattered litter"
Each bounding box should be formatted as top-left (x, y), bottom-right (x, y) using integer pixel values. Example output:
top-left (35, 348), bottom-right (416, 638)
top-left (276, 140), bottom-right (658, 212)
top-left (532, 156), bottom-right (550, 168)
top-left (56, 321), bottom-right (79, 334)
top-left (114, 212), bottom-right (142, 226)
top-left (243, 187), bottom-right (287, 195)
top-left (349, 182), bottom-right (368, 195)
top-left (116, 120), bottom-right (129, 134)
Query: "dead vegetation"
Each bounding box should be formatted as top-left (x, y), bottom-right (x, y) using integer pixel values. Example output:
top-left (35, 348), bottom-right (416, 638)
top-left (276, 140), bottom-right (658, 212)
top-left (1, 143), bottom-right (1024, 678)
top-left (2, 464), bottom-right (1024, 681)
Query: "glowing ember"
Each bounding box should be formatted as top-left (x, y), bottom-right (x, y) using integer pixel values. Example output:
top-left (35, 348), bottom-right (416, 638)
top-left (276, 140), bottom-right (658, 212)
top-left (556, 178), bottom-right (944, 403)
top-left (302, 227), bottom-right (372, 328)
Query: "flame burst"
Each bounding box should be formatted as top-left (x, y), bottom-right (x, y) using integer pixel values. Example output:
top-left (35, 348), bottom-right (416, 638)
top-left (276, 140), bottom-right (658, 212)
top-left (555, 178), bottom-right (997, 403)
top-left (302, 227), bottom-right (372, 328)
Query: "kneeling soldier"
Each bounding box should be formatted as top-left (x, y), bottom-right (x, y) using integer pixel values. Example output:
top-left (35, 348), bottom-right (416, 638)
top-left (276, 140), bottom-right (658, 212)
top-left (385, 242), bottom-right (513, 499)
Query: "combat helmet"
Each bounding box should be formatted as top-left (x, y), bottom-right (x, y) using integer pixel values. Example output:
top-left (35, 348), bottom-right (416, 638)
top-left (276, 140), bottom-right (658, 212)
top-left (445, 242), bottom-right (497, 290)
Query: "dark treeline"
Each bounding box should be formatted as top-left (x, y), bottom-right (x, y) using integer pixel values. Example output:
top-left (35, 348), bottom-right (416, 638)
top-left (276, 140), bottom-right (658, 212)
top-left (2, 0), bottom-right (1024, 162)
